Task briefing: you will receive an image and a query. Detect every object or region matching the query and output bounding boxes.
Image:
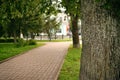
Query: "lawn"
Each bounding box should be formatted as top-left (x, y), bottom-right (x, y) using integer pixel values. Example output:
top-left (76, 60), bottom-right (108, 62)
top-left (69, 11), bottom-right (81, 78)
top-left (58, 45), bottom-right (81, 80)
top-left (0, 42), bottom-right (45, 61)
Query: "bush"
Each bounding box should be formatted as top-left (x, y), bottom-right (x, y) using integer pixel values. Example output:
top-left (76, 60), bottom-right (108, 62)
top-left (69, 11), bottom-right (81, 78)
top-left (0, 38), bottom-right (6, 43)
top-left (0, 38), bottom-right (17, 43)
top-left (0, 38), bottom-right (14, 43)
top-left (0, 38), bottom-right (37, 47)
top-left (16, 39), bottom-right (27, 47)
top-left (28, 39), bottom-right (37, 45)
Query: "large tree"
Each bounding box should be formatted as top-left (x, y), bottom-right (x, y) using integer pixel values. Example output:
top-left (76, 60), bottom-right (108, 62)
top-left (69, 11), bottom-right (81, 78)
top-left (0, 0), bottom-right (41, 42)
top-left (61, 0), bottom-right (80, 48)
top-left (80, 0), bottom-right (120, 80)
top-left (0, 0), bottom-right (58, 42)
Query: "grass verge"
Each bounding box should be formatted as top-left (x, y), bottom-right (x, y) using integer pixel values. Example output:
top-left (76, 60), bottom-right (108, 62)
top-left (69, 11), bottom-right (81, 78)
top-left (58, 45), bottom-right (81, 80)
top-left (0, 42), bottom-right (45, 61)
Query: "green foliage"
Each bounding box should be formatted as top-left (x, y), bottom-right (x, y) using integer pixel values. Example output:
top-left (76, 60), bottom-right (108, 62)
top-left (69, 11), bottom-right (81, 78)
top-left (28, 39), bottom-right (37, 45)
top-left (61, 0), bottom-right (80, 49)
top-left (0, 0), bottom-right (59, 39)
top-left (0, 38), bottom-right (19, 43)
top-left (16, 39), bottom-right (27, 47)
top-left (16, 39), bottom-right (37, 47)
top-left (61, 0), bottom-right (80, 17)
top-left (42, 15), bottom-right (60, 40)
top-left (95, 0), bottom-right (101, 2)
top-left (58, 45), bottom-right (81, 80)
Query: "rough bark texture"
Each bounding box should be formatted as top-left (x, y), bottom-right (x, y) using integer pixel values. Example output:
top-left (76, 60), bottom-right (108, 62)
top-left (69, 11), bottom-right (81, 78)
top-left (80, 0), bottom-right (120, 80)
top-left (72, 15), bottom-right (80, 48)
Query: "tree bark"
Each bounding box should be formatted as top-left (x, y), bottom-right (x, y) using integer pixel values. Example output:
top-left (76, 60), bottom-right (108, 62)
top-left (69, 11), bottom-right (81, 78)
top-left (47, 31), bottom-right (52, 41)
top-left (80, 0), bottom-right (120, 80)
top-left (13, 31), bottom-right (17, 43)
top-left (71, 15), bottom-right (80, 48)
top-left (30, 32), bottom-right (35, 39)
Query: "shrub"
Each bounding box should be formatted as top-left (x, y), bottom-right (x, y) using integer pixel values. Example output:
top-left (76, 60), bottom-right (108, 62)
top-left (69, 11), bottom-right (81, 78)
top-left (28, 39), bottom-right (37, 45)
top-left (6, 39), bottom-right (15, 42)
top-left (0, 38), bottom-right (17, 43)
top-left (16, 39), bottom-right (27, 47)
top-left (0, 38), bottom-right (6, 43)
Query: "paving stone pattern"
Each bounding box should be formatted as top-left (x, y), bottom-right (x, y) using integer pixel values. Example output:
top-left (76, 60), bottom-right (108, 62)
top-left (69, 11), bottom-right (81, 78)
top-left (0, 42), bottom-right (70, 80)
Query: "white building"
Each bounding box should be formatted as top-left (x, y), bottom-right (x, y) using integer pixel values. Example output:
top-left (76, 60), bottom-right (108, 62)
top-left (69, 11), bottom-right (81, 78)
top-left (56, 12), bottom-right (70, 36)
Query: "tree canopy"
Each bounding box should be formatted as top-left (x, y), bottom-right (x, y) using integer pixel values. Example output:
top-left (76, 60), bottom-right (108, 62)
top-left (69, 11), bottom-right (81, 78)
top-left (61, 0), bottom-right (80, 17)
top-left (0, 0), bottom-right (59, 42)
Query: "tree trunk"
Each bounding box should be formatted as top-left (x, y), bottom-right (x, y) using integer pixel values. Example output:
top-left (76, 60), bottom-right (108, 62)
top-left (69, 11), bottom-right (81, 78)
top-left (30, 32), bottom-right (35, 39)
top-left (62, 34), bottom-right (64, 40)
top-left (71, 15), bottom-right (80, 48)
top-left (13, 31), bottom-right (17, 43)
top-left (55, 32), bottom-right (57, 39)
top-left (47, 32), bottom-right (52, 41)
top-left (80, 0), bottom-right (120, 80)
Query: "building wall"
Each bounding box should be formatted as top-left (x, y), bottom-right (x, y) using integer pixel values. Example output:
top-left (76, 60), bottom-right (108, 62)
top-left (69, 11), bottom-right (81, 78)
top-left (56, 12), bottom-right (70, 36)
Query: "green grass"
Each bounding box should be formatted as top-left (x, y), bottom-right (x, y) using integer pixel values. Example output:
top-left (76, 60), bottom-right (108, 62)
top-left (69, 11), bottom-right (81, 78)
top-left (0, 42), bottom-right (45, 61)
top-left (58, 45), bottom-right (81, 80)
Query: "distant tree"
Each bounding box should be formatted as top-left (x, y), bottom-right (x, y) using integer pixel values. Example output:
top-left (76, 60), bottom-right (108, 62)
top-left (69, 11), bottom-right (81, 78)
top-left (0, 0), bottom-right (58, 42)
top-left (61, 0), bottom-right (80, 48)
top-left (43, 15), bottom-right (60, 41)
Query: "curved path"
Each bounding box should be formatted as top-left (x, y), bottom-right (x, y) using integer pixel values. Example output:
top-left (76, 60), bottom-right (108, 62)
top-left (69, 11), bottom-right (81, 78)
top-left (0, 42), bottom-right (70, 80)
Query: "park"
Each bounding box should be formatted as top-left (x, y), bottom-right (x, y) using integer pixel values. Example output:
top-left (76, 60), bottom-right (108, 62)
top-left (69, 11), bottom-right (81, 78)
top-left (0, 0), bottom-right (120, 80)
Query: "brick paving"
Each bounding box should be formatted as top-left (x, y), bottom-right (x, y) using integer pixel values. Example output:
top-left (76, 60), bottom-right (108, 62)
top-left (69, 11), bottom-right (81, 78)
top-left (0, 42), bottom-right (70, 80)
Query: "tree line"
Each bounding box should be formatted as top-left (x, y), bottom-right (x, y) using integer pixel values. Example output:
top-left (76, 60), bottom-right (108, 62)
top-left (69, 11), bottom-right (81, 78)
top-left (0, 0), bottom-right (59, 42)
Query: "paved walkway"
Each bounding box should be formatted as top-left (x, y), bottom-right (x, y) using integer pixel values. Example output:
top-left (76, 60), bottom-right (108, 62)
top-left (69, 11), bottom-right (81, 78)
top-left (0, 42), bottom-right (70, 80)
